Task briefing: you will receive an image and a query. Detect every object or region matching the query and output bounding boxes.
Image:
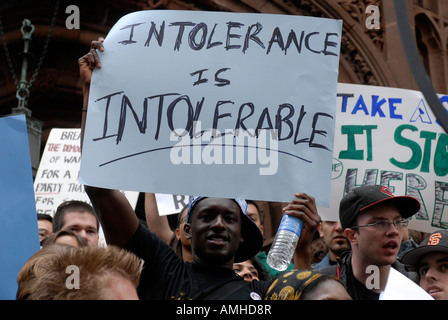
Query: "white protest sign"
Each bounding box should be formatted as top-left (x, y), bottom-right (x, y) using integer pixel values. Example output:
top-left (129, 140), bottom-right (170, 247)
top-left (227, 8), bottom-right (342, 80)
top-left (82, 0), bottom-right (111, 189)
top-left (155, 193), bottom-right (191, 216)
top-left (380, 267), bottom-right (433, 300)
top-left (319, 83), bottom-right (448, 234)
top-left (34, 128), bottom-right (139, 215)
top-left (80, 10), bottom-right (342, 206)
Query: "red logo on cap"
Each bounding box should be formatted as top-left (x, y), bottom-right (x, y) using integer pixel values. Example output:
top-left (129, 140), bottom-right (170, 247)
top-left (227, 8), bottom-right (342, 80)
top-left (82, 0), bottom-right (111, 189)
top-left (381, 186), bottom-right (394, 197)
top-left (428, 233), bottom-right (442, 245)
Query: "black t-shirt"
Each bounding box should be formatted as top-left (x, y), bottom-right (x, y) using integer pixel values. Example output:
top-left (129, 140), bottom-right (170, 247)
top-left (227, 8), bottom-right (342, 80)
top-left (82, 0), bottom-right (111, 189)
top-left (125, 223), bottom-right (271, 300)
top-left (350, 272), bottom-right (380, 300)
top-left (321, 252), bottom-right (380, 300)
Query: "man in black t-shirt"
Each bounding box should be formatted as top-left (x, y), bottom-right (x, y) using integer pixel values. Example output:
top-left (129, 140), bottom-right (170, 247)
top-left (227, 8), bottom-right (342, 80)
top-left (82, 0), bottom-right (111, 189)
top-left (125, 197), bottom-right (269, 299)
top-left (78, 38), bottom-right (321, 300)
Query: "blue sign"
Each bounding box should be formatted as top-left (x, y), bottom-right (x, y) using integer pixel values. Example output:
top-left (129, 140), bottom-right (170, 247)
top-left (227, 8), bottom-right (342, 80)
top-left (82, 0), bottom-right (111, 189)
top-left (0, 114), bottom-right (40, 299)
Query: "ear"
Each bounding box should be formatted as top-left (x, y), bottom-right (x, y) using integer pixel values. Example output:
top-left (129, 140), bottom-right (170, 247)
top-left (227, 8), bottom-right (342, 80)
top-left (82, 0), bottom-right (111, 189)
top-left (344, 228), bottom-right (358, 246)
top-left (258, 224), bottom-right (264, 236)
top-left (184, 223), bottom-right (192, 240)
top-left (175, 227), bottom-right (181, 240)
top-left (317, 222), bottom-right (323, 238)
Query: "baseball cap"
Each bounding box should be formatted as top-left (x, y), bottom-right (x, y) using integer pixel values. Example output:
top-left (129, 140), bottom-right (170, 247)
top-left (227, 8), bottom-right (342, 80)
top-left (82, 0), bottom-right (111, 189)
top-left (401, 230), bottom-right (448, 266)
top-left (186, 196), bottom-right (264, 263)
top-left (339, 185), bottom-right (421, 230)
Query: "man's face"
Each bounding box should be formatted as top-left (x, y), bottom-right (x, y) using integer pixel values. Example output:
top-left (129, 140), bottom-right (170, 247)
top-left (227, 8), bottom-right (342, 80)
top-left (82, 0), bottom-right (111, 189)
top-left (418, 252), bottom-right (448, 300)
top-left (346, 202), bottom-right (403, 267)
top-left (62, 211), bottom-right (99, 247)
top-left (37, 219), bottom-right (53, 243)
top-left (233, 260), bottom-right (259, 283)
top-left (185, 198), bottom-right (243, 267)
top-left (319, 221), bottom-right (350, 255)
top-left (247, 203), bottom-right (263, 235)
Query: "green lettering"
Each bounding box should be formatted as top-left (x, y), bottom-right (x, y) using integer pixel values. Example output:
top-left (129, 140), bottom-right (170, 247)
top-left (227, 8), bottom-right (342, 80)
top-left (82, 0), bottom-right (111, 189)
top-left (339, 125), bottom-right (377, 160)
top-left (390, 125), bottom-right (421, 170)
top-left (434, 133), bottom-right (448, 176)
top-left (420, 131), bottom-right (437, 173)
top-left (339, 126), bottom-right (364, 160)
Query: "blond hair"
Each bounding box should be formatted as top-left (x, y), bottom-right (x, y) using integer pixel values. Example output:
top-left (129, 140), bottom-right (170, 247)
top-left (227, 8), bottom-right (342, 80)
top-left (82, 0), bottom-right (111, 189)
top-left (17, 245), bottom-right (143, 300)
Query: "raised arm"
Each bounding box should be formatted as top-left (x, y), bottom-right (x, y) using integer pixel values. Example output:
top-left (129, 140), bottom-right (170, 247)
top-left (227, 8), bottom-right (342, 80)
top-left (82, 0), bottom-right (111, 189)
top-left (144, 193), bottom-right (173, 244)
top-left (282, 193), bottom-right (321, 270)
top-left (79, 37), bottom-right (103, 148)
top-left (79, 38), bottom-right (139, 247)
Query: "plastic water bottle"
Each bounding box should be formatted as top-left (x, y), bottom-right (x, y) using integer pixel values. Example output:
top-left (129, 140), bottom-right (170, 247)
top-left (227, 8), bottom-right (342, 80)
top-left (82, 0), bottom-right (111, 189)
top-left (267, 214), bottom-right (304, 271)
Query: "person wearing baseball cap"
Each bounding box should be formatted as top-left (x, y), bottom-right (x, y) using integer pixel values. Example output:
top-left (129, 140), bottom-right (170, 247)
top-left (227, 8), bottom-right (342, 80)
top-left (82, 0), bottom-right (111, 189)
top-left (402, 230), bottom-right (448, 300)
top-left (321, 185), bottom-right (421, 300)
top-left (185, 196), bottom-right (264, 264)
top-left (78, 39), bottom-right (325, 300)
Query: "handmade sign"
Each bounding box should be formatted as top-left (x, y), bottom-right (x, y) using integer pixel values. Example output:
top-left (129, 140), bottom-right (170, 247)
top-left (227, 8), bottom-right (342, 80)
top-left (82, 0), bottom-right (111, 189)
top-left (380, 267), bottom-right (433, 300)
top-left (319, 83), bottom-right (448, 234)
top-left (155, 193), bottom-right (191, 216)
top-left (80, 10), bottom-right (342, 206)
top-left (34, 128), bottom-right (139, 216)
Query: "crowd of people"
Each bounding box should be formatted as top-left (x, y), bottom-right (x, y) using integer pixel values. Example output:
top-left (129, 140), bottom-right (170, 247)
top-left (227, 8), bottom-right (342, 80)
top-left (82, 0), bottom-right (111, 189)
top-left (15, 38), bottom-right (448, 301)
top-left (24, 182), bottom-right (448, 301)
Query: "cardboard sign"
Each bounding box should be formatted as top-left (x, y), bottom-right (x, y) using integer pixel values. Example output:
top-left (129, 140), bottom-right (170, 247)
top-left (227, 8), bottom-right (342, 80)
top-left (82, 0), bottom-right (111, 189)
top-left (80, 10), bottom-right (342, 206)
top-left (319, 83), bottom-right (448, 234)
top-left (34, 128), bottom-right (140, 247)
top-left (380, 267), bottom-right (433, 300)
top-left (34, 128), bottom-right (139, 216)
top-left (155, 193), bottom-right (191, 216)
top-left (0, 114), bottom-right (40, 299)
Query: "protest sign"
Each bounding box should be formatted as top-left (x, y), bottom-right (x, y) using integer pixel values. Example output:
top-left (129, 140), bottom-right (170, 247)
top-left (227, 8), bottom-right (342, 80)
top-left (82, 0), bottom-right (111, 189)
top-left (34, 128), bottom-right (139, 247)
top-left (155, 193), bottom-right (191, 216)
top-left (0, 114), bottom-right (40, 299)
top-left (80, 10), bottom-right (342, 206)
top-left (380, 267), bottom-right (433, 300)
top-left (319, 83), bottom-right (448, 234)
top-left (34, 128), bottom-right (139, 216)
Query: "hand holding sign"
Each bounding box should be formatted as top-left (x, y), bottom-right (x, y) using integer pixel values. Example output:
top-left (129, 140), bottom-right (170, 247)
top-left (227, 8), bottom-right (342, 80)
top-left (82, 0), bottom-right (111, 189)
top-left (78, 37), bottom-right (104, 85)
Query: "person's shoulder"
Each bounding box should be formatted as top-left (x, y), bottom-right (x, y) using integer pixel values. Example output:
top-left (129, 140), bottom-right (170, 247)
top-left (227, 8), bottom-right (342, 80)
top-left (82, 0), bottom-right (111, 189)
top-left (125, 222), bottom-right (151, 245)
top-left (226, 279), bottom-right (270, 300)
top-left (320, 264), bottom-right (338, 277)
top-left (312, 252), bottom-right (331, 270)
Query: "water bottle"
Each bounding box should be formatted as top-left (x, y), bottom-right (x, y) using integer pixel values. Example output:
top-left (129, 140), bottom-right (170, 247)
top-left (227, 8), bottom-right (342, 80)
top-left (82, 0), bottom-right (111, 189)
top-left (267, 214), bottom-right (304, 271)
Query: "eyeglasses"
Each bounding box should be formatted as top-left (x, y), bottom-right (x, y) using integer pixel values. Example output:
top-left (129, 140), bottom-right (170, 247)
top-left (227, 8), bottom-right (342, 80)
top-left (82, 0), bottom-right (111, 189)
top-left (351, 219), bottom-right (409, 231)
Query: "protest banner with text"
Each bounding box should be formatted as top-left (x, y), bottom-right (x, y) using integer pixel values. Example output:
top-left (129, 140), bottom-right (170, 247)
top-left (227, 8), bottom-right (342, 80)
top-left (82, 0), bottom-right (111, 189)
top-left (34, 128), bottom-right (139, 216)
top-left (80, 10), bottom-right (342, 206)
top-left (319, 83), bottom-right (448, 234)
